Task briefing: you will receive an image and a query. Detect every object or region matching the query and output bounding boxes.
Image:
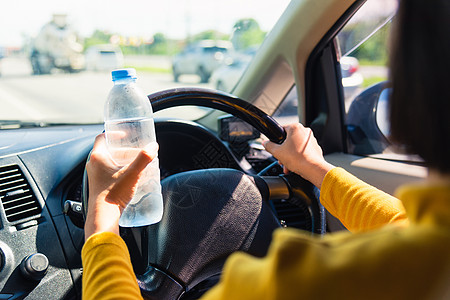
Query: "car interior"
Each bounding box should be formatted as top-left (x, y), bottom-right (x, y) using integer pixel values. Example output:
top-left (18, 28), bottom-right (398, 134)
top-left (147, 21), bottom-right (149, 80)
top-left (0, 0), bottom-right (427, 299)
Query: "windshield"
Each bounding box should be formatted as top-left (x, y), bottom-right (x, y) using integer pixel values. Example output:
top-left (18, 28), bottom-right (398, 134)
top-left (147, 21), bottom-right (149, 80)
top-left (0, 0), bottom-right (290, 126)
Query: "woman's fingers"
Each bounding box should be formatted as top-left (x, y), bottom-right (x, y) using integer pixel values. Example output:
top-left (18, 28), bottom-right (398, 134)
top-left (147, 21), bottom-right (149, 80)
top-left (262, 139), bottom-right (278, 156)
top-left (263, 123), bottom-right (308, 169)
top-left (118, 143), bottom-right (158, 187)
top-left (107, 143), bottom-right (159, 209)
top-left (262, 123), bottom-right (334, 188)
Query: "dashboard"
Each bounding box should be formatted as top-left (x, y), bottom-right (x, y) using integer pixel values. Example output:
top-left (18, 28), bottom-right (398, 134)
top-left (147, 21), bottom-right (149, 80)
top-left (0, 119), bottom-right (310, 299)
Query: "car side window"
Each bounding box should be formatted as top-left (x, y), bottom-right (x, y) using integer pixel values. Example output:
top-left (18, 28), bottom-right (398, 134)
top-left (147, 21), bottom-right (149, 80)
top-left (272, 86), bottom-right (299, 126)
top-left (336, 0), bottom-right (401, 158)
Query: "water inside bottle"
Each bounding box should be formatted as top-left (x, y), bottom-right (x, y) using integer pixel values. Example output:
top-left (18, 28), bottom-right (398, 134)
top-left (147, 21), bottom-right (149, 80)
top-left (119, 156), bottom-right (163, 226)
top-left (105, 117), bottom-right (156, 166)
top-left (104, 117), bottom-right (163, 226)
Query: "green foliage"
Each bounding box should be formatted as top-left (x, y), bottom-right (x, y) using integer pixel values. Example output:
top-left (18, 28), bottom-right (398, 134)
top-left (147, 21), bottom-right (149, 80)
top-left (84, 30), bottom-right (112, 50)
top-left (362, 76), bottom-right (388, 88)
top-left (84, 30), bottom-right (183, 55)
top-left (342, 22), bottom-right (391, 66)
top-left (190, 30), bottom-right (229, 43)
top-left (231, 18), bottom-right (266, 51)
top-left (119, 46), bottom-right (141, 55)
top-left (83, 27), bottom-right (230, 56)
top-left (233, 18), bottom-right (260, 31)
top-left (153, 33), bottom-right (166, 44)
top-left (123, 65), bottom-right (171, 74)
top-left (145, 33), bottom-right (179, 55)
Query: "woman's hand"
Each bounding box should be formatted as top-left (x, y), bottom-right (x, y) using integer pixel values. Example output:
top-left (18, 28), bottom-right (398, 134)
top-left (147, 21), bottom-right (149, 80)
top-left (263, 123), bottom-right (334, 189)
top-left (84, 133), bottom-right (158, 240)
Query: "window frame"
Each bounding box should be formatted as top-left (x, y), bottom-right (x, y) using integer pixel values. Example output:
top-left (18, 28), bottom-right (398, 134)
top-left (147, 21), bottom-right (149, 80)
top-left (304, 0), bottom-right (366, 155)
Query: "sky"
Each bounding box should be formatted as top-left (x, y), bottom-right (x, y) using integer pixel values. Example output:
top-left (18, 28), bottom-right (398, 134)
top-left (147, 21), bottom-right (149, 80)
top-left (0, 0), bottom-right (291, 47)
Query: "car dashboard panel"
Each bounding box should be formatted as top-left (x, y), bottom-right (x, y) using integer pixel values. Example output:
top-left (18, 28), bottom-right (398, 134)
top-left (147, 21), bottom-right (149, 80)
top-left (0, 120), bottom-right (310, 299)
top-left (0, 125), bottom-right (100, 299)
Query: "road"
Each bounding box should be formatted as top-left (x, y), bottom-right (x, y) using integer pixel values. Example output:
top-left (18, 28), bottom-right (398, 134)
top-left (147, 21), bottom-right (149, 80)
top-left (0, 55), bottom-right (387, 122)
top-left (359, 65), bottom-right (388, 79)
top-left (0, 56), bottom-right (212, 122)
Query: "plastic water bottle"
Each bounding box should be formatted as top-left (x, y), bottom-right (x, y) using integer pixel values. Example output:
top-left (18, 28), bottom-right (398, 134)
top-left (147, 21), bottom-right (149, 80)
top-left (104, 68), bottom-right (163, 227)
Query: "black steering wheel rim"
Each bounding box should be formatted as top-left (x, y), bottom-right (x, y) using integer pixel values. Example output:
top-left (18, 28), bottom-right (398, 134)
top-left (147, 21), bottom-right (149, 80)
top-left (82, 87), bottom-right (325, 300)
top-left (149, 87), bottom-right (324, 234)
top-left (149, 87), bottom-right (286, 144)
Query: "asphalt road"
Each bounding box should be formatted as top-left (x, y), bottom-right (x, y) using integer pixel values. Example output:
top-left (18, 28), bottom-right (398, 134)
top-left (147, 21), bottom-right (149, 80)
top-left (0, 56), bottom-right (212, 123)
top-left (0, 55), bottom-right (387, 123)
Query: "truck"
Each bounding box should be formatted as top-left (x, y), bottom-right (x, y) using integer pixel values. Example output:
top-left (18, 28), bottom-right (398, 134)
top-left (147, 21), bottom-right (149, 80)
top-left (30, 14), bottom-right (85, 75)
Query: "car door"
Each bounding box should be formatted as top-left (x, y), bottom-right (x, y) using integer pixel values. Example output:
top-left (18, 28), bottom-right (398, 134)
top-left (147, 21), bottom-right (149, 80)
top-left (225, 0), bottom-right (427, 231)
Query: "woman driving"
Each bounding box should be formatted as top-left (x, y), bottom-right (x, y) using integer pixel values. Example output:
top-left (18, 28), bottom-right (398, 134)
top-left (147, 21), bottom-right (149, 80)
top-left (81, 0), bottom-right (450, 298)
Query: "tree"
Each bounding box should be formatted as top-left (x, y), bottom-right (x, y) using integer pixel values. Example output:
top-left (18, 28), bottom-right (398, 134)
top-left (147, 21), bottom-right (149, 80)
top-left (231, 18), bottom-right (266, 51)
top-left (153, 33), bottom-right (166, 45)
top-left (84, 30), bottom-right (112, 49)
top-left (146, 32), bottom-right (167, 55)
top-left (340, 21), bottom-right (391, 65)
top-left (190, 30), bottom-right (229, 43)
top-left (353, 22), bottom-right (390, 65)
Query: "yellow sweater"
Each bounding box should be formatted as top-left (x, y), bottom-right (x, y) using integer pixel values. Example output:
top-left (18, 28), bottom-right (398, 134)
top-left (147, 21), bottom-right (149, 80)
top-left (320, 167), bottom-right (408, 232)
top-left (82, 168), bottom-right (450, 299)
top-left (82, 232), bottom-right (142, 300)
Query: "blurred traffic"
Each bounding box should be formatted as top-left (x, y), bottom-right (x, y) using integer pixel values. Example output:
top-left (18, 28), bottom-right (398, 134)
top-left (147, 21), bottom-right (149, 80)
top-left (0, 7), bottom-right (387, 123)
top-left (30, 14), bottom-right (85, 74)
top-left (172, 40), bottom-right (232, 83)
top-left (0, 12), bottom-right (387, 87)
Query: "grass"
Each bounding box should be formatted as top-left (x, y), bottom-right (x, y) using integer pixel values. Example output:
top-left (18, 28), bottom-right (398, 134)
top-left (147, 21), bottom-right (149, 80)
top-left (362, 76), bottom-right (388, 88)
top-left (123, 65), bottom-right (171, 74)
top-left (358, 59), bottom-right (387, 67)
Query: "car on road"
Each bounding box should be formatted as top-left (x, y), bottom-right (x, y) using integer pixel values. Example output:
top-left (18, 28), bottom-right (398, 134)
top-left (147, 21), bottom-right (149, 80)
top-left (0, 1), bottom-right (423, 299)
top-left (340, 55), bottom-right (364, 99)
top-left (212, 53), bottom-right (363, 96)
top-left (30, 14), bottom-right (85, 75)
top-left (85, 44), bottom-right (124, 71)
top-left (210, 48), bottom-right (256, 92)
top-left (172, 40), bottom-right (232, 83)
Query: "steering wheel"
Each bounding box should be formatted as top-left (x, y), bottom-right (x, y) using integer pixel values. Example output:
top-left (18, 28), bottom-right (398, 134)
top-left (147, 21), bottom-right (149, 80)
top-left (84, 87), bottom-right (325, 300)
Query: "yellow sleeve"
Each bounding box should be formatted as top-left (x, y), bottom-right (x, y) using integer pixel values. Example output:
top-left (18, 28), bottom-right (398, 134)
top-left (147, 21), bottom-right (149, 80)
top-left (320, 167), bottom-right (408, 232)
top-left (82, 232), bottom-right (143, 300)
top-left (201, 227), bottom-right (446, 300)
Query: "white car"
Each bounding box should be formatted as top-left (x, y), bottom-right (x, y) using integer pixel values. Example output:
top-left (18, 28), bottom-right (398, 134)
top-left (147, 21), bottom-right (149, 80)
top-left (210, 49), bottom-right (255, 92)
top-left (172, 40), bottom-right (232, 83)
top-left (340, 56), bottom-right (364, 100)
top-left (213, 53), bottom-right (363, 96)
top-left (85, 44), bottom-right (124, 71)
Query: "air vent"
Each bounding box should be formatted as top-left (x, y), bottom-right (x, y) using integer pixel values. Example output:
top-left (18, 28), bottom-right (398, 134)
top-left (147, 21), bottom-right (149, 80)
top-left (271, 199), bottom-right (312, 231)
top-left (0, 165), bottom-right (41, 223)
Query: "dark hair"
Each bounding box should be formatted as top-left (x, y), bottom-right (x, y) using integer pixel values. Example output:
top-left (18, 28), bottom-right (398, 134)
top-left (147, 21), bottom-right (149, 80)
top-left (389, 0), bottom-right (450, 174)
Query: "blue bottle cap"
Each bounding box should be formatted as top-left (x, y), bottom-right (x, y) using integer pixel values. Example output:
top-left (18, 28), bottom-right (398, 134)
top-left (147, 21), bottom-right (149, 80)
top-left (111, 68), bottom-right (137, 81)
